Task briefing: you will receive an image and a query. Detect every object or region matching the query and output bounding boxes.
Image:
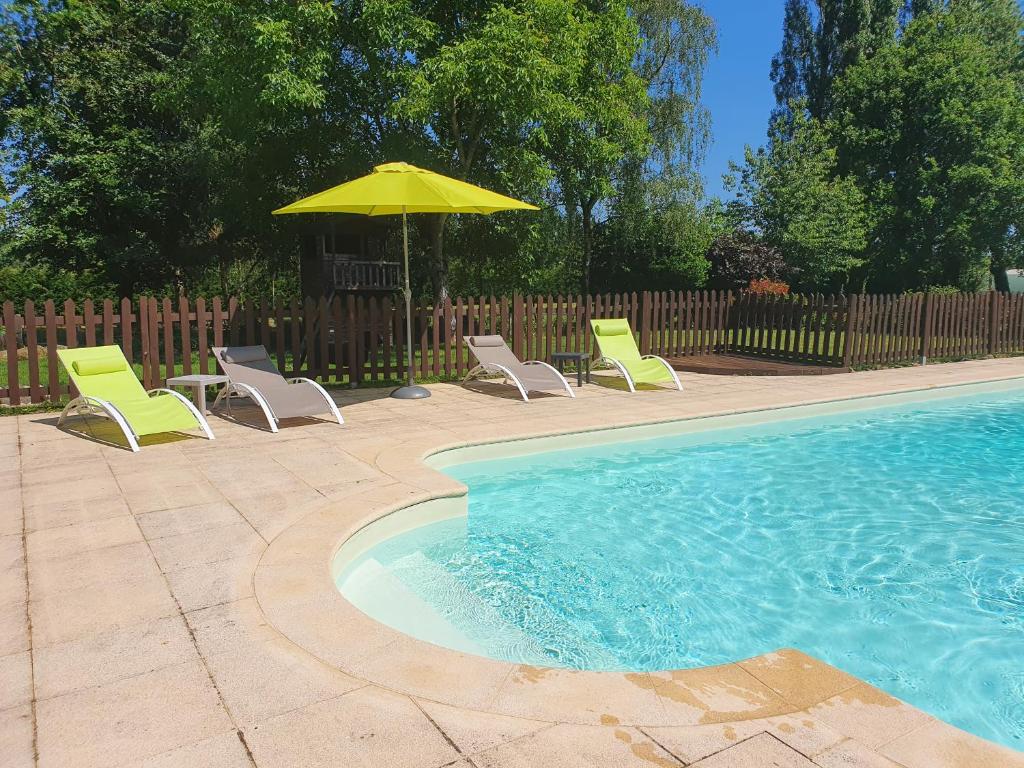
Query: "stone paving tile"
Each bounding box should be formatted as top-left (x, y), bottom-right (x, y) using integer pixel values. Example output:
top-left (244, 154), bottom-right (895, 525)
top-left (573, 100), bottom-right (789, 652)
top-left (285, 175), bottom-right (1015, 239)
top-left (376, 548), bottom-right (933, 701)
top-left (184, 596), bottom-right (364, 723)
top-left (0, 490), bottom-right (21, 538)
top-left (471, 723), bottom-right (682, 768)
top-left (26, 514), bottom-right (142, 559)
top-left (33, 615), bottom-right (197, 700)
top-left (814, 738), bottom-right (905, 767)
top-left (414, 698), bottom-right (552, 756)
top-left (135, 501), bottom-right (245, 540)
top-left (738, 650), bottom-right (860, 711)
top-left (147, 521), bottom-right (265, 572)
top-left (0, 534), bottom-right (26, 606)
top-left (28, 540), bottom-right (162, 598)
top-left (165, 553), bottom-right (259, 613)
top-left (31, 574), bottom-right (179, 647)
top-left (23, 493), bottom-right (132, 532)
top-left (20, 473), bottom-right (122, 510)
top-left (879, 720), bottom-right (1024, 768)
top-left (243, 686), bottom-right (459, 768)
top-left (805, 683), bottom-right (934, 750)
top-left (643, 713), bottom-right (845, 764)
top-left (0, 704), bottom-right (34, 768)
top-left (224, 487), bottom-right (326, 541)
top-left (645, 664), bottom-right (791, 725)
top-left (0, 600), bottom-right (29, 658)
top-left (116, 470), bottom-right (225, 515)
top-left (0, 650), bottom-right (33, 710)
top-left (35, 659), bottom-right (233, 768)
top-left (131, 730), bottom-right (253, 768)
top-left (689, 732), bottom-right (817, 767)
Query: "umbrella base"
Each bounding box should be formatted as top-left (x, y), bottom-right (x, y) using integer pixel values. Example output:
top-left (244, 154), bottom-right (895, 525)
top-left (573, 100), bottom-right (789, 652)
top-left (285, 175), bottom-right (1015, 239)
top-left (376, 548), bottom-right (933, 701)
top-left (390, 384), bottom-right (432, 400)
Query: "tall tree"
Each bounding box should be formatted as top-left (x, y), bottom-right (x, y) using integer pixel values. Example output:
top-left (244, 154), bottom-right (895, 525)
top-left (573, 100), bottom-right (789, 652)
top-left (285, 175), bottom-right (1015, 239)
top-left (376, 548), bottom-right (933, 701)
top-left (831, 0), bottom-right (1024, 291)
top-left (726, 107), bottom-right (869, 291)
top-left (770, 0), bottom-right (900, 122)
top-left (0, 0), bottom-right (208, 295)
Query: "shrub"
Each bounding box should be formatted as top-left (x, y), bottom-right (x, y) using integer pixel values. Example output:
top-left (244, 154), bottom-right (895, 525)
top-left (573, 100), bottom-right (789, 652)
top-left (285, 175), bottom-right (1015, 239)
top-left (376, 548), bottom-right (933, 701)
top-left (748, 278), bottom-right (790, 295)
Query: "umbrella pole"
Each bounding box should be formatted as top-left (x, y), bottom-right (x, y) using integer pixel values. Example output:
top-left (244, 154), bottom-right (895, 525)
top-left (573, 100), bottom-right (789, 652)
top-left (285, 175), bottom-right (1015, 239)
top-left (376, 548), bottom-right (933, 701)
top-left (391, 207), bottom-right (430, 399)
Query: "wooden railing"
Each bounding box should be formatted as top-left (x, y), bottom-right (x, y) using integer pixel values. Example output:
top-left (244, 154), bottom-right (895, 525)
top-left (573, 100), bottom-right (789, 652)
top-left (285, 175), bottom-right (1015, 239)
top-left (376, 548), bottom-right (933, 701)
top-left (3, 290), bottom-right (1024, 404)
top-left (331, 260), bottom-right (402, 291)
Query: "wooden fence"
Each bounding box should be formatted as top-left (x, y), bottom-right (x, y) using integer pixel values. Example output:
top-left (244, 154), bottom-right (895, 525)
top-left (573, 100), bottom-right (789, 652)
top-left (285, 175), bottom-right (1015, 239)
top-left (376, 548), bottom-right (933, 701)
top-left (3, 290), bottom-right (1024, 404)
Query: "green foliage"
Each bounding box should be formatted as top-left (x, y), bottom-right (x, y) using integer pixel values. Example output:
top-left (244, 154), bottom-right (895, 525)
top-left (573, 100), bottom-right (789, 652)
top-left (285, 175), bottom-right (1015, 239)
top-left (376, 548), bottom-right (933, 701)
top-left (0, 0), bottom-right (211, 294)
top-left (831, 0), bottom-right (1024, 291)
top-left (726, 109), bottom-right (869, 290)
top-left (1, 0), bottom-right (717, 301)
top-left (770, 0), bottom-right (900, 123)
top-left (0, 264), bottom-right (115, 307)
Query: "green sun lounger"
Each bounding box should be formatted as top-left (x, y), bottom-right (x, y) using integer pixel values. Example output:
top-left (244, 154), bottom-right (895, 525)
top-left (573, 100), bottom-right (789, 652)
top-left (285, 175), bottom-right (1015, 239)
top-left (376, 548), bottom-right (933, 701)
top-left (590, 319), bottom-right (682, 392)
top-left (56, 345), bottom-right (214, 452)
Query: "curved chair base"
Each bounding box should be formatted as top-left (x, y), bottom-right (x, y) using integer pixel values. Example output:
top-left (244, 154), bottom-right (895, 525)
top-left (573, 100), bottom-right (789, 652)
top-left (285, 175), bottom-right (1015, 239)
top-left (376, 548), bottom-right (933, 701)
top-left (147, 389), bottom-right (217, 439)
top-left (596, 355), bottom-right (682, 393)
top-left (58, 396), bottom-right (141, 452)
top-left (213, 380), bottom-right (343, 431)
top-left (462, 361), bottom-right (575, 402)
top-left (213, 383), bottom-right (280, 433)
top-left (289, 378), bottom-right (345, 424)
top-left (642, 355), bottom-right (684, 391)
top-left (463, 364), bottom-right (528, 401)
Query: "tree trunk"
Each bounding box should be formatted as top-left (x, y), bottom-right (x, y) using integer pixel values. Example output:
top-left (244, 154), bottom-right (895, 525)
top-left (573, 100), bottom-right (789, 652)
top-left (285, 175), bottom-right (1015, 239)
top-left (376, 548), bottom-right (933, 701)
top-left (991, 263), bottom-right (1010, 293)
top-left (428, 213), bottom-right (450, 305)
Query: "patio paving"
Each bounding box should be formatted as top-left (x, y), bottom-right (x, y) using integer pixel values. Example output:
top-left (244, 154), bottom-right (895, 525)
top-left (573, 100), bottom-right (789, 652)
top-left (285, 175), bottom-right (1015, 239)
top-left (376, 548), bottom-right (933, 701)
top-left (3, 358), bottom-right (1024, 768)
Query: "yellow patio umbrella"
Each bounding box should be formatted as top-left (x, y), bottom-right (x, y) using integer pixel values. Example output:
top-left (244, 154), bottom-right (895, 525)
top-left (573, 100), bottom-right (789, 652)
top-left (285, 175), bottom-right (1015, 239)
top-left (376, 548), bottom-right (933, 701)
top-left (273, 162), bottom-right (538, 399)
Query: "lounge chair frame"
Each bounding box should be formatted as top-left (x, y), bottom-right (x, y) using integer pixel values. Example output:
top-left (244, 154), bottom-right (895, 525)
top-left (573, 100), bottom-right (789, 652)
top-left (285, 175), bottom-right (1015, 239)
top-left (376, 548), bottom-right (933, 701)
top-left (57, 388), bottom-right (214, 453)
top-left (592, 353), bottom-right (683, 393)
top-left (462, 359), bottom-right (575, 402)
top-left (212, 376), bottom-right (343, 433)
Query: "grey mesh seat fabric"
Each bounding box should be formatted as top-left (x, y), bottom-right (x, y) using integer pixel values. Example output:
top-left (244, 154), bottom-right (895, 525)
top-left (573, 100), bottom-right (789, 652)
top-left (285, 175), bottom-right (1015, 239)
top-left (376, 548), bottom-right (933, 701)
top-left (212, 346), bottom-right (343, 432)
top-left (463, 335), bottom-right (574, 401)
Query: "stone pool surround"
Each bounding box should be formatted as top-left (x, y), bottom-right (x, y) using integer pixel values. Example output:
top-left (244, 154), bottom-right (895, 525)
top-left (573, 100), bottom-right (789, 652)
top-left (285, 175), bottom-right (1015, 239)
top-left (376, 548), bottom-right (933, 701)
top-left (255, 368), bottom-right (1024, 767)
top-left (6, 358), bottom-right (1024, 767)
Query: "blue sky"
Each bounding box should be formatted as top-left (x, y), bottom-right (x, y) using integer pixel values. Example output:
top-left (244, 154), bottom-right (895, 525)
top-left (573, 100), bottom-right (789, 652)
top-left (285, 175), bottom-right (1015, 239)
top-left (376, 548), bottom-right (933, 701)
top-left (697, 0), bottom-right (786, 202)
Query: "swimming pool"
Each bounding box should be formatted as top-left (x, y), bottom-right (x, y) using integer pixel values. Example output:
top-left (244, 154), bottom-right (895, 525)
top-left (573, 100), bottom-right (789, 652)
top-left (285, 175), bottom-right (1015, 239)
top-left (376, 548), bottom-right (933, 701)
top-left (336, 383), bottom-right (1024, 749)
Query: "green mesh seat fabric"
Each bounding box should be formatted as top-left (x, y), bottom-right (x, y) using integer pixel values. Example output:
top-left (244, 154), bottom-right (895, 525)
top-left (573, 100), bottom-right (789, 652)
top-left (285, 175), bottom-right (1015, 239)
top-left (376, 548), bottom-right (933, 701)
top-left (57, 345), bottom-right (205, 437)
top-left (589, 319), bottom-right (681, 391)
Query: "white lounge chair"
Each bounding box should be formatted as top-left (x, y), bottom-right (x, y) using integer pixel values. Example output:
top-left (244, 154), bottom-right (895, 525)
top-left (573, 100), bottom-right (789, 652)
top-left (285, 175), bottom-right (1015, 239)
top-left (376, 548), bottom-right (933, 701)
top-left (463, 335), bottom-right (575, 401)
top-left (212, 345), bottom-right (343, 432)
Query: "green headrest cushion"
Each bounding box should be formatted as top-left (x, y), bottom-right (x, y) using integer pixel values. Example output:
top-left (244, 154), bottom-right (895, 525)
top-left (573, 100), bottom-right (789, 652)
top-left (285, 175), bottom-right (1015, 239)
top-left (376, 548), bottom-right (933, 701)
top-left (72, 356), bottom-right (127, 376)
top-left (595, 322), bottom-right (629, 336)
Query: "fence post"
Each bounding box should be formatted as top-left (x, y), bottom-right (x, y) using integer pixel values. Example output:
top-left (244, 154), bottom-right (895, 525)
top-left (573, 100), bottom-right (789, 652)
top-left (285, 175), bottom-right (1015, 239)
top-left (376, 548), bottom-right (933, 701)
top-left (841, 294), bottom-right (859, 369)
top-left (919, 292), bottom-right (933, 365)
top-left (640, 291), bottom-right (652, 354)
top-left (512, 294), bottom-right (523, 358)
top-left (139, 297), bottom-right (151, 389)
top-left (3, 301), bottom-right (20, 406)
top-left (988, 290), bottom-right (1000, 356)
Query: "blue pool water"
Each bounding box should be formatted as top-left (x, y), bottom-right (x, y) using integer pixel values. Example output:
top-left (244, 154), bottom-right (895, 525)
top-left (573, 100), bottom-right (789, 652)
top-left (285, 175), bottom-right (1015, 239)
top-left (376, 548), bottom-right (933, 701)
top-left (338, 385), bottom-right (1024, 749)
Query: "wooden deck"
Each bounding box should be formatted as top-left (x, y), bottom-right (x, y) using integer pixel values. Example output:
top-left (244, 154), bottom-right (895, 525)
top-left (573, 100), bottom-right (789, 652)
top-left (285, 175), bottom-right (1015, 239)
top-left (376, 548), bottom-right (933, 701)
top-left (666, 353), bottom-right (850, 376)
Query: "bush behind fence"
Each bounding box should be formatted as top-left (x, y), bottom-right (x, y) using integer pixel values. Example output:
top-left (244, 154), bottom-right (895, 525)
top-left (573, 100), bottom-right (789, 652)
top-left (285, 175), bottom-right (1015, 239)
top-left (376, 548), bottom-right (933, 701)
top-left (3, 290), bottom-right (1024, 405)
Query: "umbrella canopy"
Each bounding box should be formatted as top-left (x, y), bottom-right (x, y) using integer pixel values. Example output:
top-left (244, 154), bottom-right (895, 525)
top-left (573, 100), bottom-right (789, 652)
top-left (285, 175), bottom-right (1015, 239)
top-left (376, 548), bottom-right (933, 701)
top-left (272, 162), bottom-right (538, 399)
top-left (272, 162), bottom-right (539, 216)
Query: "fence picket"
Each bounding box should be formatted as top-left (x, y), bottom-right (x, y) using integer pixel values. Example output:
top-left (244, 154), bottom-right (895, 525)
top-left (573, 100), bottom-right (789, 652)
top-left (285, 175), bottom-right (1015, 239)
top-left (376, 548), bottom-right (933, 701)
top-left (25, 301), bottom-right (41, 402)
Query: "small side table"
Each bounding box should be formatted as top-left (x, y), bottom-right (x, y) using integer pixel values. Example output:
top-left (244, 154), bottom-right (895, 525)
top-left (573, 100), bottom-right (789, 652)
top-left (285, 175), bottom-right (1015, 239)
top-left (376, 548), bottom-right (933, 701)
top-left (551, 351), bottom-right (591, 388)
top-left (166, 374), bottom-right (229, 414)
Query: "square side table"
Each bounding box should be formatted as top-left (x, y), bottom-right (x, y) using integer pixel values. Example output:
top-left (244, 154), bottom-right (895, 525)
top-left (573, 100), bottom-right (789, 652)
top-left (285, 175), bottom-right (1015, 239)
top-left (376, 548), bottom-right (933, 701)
top-left (166, 374), bottom-right (229, 414)
top-left (550, 351), bottom-right (591, 388)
